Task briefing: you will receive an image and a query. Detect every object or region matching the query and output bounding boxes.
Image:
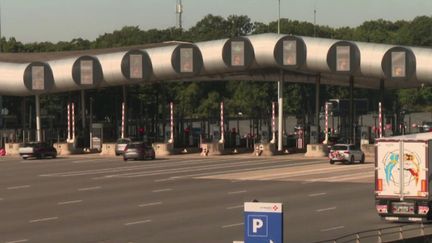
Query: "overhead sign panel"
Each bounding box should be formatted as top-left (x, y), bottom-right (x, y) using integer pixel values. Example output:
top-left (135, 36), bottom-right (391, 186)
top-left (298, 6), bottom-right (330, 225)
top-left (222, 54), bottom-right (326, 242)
top-left (336, 46), bottom-right (350, 72)
top-left (180, 48), bottom-right (194, 73)
top-left (283, 40), bottom-right (297, 66)
top-left (80, 60), bottom-right (93, 85)
top-left (32, 66), bottom-right (45, 90)
top-left (231, 41), bottom-right (245, 66)
top-left (129, 54), bottom-right (143, 79)
top-left (391, 51), bottom-right (406, 78)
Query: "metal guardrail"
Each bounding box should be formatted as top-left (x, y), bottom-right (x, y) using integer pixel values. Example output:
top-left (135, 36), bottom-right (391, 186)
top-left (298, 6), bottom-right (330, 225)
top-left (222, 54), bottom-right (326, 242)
top-left (313, 223), bottom-right (432, 243)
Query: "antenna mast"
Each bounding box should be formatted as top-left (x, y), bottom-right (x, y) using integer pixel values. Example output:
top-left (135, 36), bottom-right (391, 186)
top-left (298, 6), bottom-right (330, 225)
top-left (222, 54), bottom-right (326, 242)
top-left (176, 0), bottom-right (183, 29)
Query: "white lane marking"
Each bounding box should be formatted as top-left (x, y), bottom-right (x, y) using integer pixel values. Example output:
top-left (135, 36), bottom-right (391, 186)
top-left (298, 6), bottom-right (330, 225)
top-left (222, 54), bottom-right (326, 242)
top-left (39, 157), bottom-right (255, 177)
top-left (309, 192), bottom-right (327, 197)
top-left (222, 222), bottom-right (244, 228)
top-left (124, 219), bottom-right (152, 226)
top-left (139, 201), bottom-right (163, 207)
top-left (0, 197), bottom-right (4, 201)
top-left (152, 188), bottom-right (172, 193)
top-left (154, 178), bottom-right (176, 182)
top-left (5, 239), bottom-right (29, 243)
top-left (72, 159), bottom-right (106, 164)
top-left (226, 205), bottom-right (243, 210)
top-left (240, 164), bottom-right (372, 181)
top-left (316, 207), bottom-right (337, 213)
top-left (7, 185), bottom-right (30, 190)
top-left (228, 190), bottom-right (247, 195)
top-left (78, 157), bottom-right (314, 179)
top-left (78, 186), bottom-right (101, 191)
top-left (29, 217), bottom-right (58, 223)
top-left (320, 226), bottom-right (345, 232)
top-left (58, 200), bottom-right (82, 205)
top-left (131, 160), bottom-right (323, 180)
top-left (303, 172), bottom-right (373, 184)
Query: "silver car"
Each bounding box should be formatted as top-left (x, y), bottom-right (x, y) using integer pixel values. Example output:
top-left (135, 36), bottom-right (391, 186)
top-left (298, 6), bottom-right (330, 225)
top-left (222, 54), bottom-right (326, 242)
top-left (123, 142), bottom-right (155, 161)
top-left (115, 138), bottom-right (132, 156)
top-left (329, 144), bottom-right (365, 164)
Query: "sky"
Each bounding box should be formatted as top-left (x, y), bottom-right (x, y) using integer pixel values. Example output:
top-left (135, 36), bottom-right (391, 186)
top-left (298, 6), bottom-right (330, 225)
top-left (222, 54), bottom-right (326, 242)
top-left (2, 0), bottom-right (432, 43)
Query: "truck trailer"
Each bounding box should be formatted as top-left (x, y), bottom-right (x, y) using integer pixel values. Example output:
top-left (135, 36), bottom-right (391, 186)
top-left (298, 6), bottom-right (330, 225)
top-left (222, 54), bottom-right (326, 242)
top-left (375, 133), bottom-right (432, 222)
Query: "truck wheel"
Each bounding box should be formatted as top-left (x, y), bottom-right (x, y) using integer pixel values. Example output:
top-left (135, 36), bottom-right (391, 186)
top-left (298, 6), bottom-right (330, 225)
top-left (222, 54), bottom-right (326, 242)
top-left (360, 155), bottom-right (365, 164)
top-left (350, 156), bottom-right (354, 164)
top-left (329, 160), bottom-right (335, 164)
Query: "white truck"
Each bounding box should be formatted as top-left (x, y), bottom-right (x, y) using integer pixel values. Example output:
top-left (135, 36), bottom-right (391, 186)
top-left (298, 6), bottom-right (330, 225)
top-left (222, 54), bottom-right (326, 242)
top-left (375, 133), bottom-right (432, 222)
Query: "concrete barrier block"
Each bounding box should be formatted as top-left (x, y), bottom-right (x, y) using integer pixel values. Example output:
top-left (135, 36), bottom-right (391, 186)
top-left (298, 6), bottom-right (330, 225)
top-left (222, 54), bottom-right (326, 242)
top-left (5, 143), bottom-right (20, 156)
top-left (54, 143), bottom-right (75, 155)
top-left (100, 143), bottom-right (116, 156)
top-left (154, 143), bottom-right (174, 156)
top-left (305, 144), bottom-right (328, 157)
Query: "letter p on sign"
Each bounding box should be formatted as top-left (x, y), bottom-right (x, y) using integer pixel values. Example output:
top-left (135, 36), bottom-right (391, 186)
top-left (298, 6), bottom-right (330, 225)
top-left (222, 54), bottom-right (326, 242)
top-left (253, 219), bottom-right (264, 233)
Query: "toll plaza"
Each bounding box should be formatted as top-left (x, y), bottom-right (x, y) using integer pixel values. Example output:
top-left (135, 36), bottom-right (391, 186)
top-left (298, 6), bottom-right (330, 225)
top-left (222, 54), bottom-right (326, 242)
top-left (0, 33), bottom-right (429, 158)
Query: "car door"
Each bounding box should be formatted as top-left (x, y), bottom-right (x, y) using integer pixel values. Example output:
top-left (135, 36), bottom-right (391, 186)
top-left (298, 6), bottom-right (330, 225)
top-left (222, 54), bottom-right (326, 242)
top-left (349, 145), bottom-right (358, 161)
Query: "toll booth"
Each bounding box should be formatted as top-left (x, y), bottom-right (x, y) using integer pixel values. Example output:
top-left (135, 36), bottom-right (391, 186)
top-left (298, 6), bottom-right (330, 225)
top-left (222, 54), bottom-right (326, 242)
top-left (360, 126), bottom-right (371, 145)
top-left (309, 125), bottom-right (318, 144)
top-left (328, 99), bottom-right (368, 144)
top-left (296, 128), bottom-right (305, 150)
top-left (91, 123), bottom-right (103, 151)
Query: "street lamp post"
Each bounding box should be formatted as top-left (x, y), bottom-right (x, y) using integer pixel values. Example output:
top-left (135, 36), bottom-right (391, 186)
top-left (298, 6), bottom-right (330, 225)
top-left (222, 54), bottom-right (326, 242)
top-left (277, 0), bottom-right (284, 151)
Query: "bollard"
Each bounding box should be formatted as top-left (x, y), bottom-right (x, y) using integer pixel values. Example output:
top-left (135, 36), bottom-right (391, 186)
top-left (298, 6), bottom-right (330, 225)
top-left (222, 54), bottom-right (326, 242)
top-left (355, 233), bottom-right (360, 243)
top-left (399, 226), bottom-right (403, 240)
top-left (378, 229), bottom-right (382, 243)
top-left (421, 223), bottom-right (425, 236)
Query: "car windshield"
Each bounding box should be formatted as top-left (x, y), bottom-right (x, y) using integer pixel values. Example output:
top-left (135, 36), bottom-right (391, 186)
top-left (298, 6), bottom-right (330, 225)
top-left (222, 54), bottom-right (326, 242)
top-left (117, 139), bottom-right (131, 144)
top-left (127, 143), bottom-right (145, 148)
top-left (332, 145), bottom-right (348, 150)
top-left (22, 143), bottom-right (41, 147)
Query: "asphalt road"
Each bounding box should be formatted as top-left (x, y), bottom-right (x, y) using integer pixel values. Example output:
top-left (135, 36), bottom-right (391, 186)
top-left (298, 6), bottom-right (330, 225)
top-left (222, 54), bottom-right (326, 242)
top-left (0, 153), bottom-right (393, 243)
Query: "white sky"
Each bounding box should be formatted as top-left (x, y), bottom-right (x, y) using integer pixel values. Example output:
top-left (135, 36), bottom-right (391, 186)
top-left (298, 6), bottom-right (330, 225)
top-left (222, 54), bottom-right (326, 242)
top-left (2, 0), bottom-right (432, 43)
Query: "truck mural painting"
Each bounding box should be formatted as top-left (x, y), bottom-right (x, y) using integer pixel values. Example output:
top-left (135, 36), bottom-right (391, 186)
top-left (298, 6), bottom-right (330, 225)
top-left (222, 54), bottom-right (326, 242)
top-left (376, 133), bottom-right (431, 222)
top-left (383, 151), bottom-right (421, 188)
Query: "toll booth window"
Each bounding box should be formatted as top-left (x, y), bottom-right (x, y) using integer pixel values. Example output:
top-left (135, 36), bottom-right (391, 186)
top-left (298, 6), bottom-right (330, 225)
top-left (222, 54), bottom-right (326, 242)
top-left (32, 66), bottom-right (45, 90)
top-left (336, 46), bottom-right (350, 72)
top-left (283, 40), bottom-right (297, 65)
top-left (129, 54), bottom-right (143, 79)
top-left (180, 48), bottom-right (193, 73)
top-left (231, 41), bottom-right (245, 66)
top-left (391, 51), bottom-right (406, 78)
top-left (80, 60), bottom-right (93, 85)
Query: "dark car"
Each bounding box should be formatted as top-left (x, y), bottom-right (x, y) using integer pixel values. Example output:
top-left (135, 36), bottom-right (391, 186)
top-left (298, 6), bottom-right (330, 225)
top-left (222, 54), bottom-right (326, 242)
top-left (123, 142), bottom-right (155, 161)
top-left (18, 142), bottom-right (57, 159)
top-left (115, 138), bottom-right (135, 156)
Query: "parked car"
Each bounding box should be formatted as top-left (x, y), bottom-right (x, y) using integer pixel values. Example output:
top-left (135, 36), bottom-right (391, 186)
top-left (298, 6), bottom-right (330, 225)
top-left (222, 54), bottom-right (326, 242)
top-left (328, 144), bottom-right (364, 164)
top-left (115, 138), bottom-right (132, 156)
top-left (123, 142), bottom-right (155, 161)
top-left (19, 142), bottom-right (57, 160)
top-left (421, 121), bottom-right (432, 132)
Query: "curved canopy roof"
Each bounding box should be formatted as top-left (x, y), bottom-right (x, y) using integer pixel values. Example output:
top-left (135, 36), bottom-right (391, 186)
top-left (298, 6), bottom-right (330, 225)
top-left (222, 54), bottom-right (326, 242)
top-left (0, 33), bottom-right (429, 96)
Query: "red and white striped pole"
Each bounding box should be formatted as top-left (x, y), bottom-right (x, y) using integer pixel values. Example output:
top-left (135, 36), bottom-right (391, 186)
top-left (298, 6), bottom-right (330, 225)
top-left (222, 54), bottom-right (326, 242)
top-left (121, 102), bottom-right (125, 139)
top-left (67, 103), bottom-right (71, 141)
top-left (72, 102), bottom-right (75, 141)
top-left (271, 102), bottom-right (276, 143)
top-left (324, 102), bottom-right (329, 144)
top-left (169, 102), bottom-right (174, 143)
top-left (220, 101), bottom-right (224, 143)
top-left (379, 102), bottom-right (383, 138)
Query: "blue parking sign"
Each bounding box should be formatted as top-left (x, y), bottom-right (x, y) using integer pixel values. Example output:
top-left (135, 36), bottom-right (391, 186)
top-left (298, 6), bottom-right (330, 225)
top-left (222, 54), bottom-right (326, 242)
top-left (244, 202), bottom-right (283, 243)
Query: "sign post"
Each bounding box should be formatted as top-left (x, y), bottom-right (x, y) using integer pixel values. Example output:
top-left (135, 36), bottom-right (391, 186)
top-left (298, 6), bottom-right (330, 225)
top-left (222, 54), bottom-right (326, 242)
top-left (244, 202), bottom-right (283, 243)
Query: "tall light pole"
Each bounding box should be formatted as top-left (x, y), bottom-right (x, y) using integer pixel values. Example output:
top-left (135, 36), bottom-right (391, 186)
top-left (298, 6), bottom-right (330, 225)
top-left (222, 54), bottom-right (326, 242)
top-left (277, 0), bottom-right (284, 151)
top-left (278, 0), bottom-right (280, 34)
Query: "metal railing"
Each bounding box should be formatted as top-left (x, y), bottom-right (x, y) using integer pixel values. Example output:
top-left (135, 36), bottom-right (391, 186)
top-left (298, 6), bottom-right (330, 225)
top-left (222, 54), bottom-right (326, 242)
top-left (313, 223), bottom-right (432, 243)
